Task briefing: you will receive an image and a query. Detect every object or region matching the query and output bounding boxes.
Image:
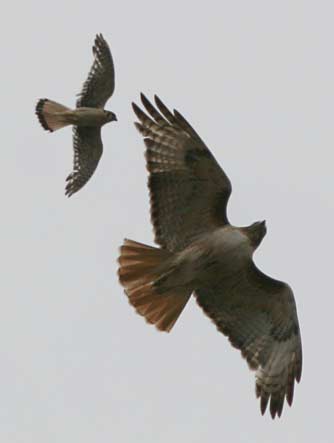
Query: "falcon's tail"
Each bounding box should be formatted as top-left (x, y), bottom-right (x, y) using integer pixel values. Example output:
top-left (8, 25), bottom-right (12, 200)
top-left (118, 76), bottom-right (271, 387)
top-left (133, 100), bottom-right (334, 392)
top-left (35, 99), bottom-right (72, 132)
top-left (118, 239), bottom-right (192, 332)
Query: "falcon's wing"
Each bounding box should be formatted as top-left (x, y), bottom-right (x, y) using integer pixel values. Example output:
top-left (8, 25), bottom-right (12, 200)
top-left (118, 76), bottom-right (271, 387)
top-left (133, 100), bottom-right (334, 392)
top-left (76, 34), bottom-right (115, 109)
top-left (65, 126), bottom-right (103, 197)
top-left (195, 263), bottom-right (302, 419)
top-left (133, 94), bottom-right (232, 252)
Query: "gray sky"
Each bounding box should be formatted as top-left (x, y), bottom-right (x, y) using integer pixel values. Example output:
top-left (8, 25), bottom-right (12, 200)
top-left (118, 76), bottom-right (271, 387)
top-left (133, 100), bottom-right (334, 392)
top-left (2, 0), bottom-right (333, 441)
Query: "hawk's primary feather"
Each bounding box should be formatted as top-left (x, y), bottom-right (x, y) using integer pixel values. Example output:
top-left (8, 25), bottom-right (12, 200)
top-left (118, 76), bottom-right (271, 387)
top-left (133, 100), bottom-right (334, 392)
top-left (133, 94), bottom-right (232, 252)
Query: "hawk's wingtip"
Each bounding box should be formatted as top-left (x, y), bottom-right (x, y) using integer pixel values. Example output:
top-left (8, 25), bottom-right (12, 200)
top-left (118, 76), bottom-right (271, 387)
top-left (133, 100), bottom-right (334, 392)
top-left (140, 92), bottom-right (151, 105)
top-left (132, 101), bottom-right (140, 115)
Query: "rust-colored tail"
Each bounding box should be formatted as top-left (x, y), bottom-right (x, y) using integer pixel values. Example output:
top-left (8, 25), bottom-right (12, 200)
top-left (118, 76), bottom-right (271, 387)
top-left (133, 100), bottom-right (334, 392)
top-left (35, 99), bottom-right (72, 132)
top-left (118, 239), bottom-right (191, 332)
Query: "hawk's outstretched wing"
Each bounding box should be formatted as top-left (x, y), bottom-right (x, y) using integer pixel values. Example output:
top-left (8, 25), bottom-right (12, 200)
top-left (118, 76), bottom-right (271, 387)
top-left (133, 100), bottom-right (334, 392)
top-left (76, 34), bottom-right (115, 109)
top-left (65, 126), bottom-right (103, 197)
top-left (195, 263), bottom-right (302, 419)
top-left (133, 94), bottom-right (232, 252)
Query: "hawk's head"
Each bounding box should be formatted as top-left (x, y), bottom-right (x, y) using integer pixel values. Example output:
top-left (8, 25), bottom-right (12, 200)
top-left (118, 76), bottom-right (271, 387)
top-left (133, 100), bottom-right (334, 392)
top-left (245, 220), bottom-right (267, 249)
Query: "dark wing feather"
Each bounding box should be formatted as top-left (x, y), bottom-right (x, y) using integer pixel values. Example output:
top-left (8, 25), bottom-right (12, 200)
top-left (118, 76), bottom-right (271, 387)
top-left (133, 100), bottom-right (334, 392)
top-left (133, 94), bottom-right (232, 252)
top-left (76, 34), bottom-right (115, 108)
top-left (65, 126), bottom-right (103, 197)
top-left (195, 263), bottom-right (302, 419)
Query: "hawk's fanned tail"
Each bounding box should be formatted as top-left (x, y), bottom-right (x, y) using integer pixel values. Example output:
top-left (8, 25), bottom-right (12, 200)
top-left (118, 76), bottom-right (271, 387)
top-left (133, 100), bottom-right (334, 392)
top-left (35, 99), bottom-right (71, 132)
top-left (118, 239), bottom-right (192, 332)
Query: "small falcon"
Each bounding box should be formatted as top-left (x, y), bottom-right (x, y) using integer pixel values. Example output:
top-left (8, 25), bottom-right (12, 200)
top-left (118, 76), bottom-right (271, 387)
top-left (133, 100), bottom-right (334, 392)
top-left (36, 34), bottom-right (117, 197)
top-left (118, 94), bottom-right (302, 419)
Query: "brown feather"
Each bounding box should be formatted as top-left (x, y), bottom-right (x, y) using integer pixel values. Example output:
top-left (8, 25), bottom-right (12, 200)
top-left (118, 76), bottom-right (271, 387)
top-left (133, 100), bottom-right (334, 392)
top-left (35, 99), bottom-right (71, 132)
top-left (118, 239), bottom-right (191, 332)
top-left (133, 95), bottom-right (232, 251)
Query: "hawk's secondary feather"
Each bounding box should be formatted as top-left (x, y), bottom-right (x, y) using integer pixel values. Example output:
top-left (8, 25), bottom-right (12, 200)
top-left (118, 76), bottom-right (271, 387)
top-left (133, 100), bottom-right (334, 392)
top-left (195, 262), bottom-right (302, 418)
top-left (133, 94), bottom-right (232, 252)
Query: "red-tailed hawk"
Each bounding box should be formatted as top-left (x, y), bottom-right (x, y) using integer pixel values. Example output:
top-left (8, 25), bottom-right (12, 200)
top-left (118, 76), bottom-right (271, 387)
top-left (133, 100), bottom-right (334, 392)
top-left (118, 94), bottom-right (302, 419)
top-left (35, 34), bottom-right (116, 197)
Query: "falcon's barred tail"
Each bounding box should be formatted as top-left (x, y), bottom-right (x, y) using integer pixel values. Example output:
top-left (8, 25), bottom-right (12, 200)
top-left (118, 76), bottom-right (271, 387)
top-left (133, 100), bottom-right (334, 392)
top-left (35, 99), bottom-right (72, 132)
top-left (118, 239), bottom-right (192, 332)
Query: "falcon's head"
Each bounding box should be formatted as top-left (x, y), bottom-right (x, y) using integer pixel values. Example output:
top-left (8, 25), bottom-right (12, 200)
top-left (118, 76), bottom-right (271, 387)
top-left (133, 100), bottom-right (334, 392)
top-left (246, 220), bottom-right (267, 249)
top-left (104, 110), bottom-right (117, 123)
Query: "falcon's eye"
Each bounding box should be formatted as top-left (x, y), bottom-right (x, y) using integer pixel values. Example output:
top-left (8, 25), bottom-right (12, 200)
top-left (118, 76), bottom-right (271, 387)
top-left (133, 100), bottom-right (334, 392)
top-left (105, 111), bottom-right (117, 122)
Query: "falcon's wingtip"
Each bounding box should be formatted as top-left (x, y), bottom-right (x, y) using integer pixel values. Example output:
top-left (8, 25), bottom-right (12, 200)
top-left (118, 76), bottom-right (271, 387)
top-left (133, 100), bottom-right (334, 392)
top-left (92, 33), bottom-right (107, 56)
top-left (64, 185), bottom-right (73, 198)
top-left (94, 33), bottom-right (105, 44)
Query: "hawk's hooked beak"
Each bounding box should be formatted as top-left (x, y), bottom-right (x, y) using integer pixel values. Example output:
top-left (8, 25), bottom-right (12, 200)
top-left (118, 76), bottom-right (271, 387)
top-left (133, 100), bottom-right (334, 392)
top-left (258, 220), bottom-right (267, 236)
top-left (246, 220), bottom-right (267, 248)
top-left (261, 221), bottom-right (267, 240)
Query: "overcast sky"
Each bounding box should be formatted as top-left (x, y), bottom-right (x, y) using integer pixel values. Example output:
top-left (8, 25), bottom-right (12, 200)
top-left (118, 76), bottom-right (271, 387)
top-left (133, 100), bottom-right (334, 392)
top-left (2, 1), bottom-right (334, 442)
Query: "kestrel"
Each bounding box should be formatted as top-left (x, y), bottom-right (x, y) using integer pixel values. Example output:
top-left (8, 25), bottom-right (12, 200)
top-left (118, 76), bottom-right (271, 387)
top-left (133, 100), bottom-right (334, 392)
top-left (118, 94), bottom-right (302, 419)
top-left (36, 34), bottom-right (116, 197)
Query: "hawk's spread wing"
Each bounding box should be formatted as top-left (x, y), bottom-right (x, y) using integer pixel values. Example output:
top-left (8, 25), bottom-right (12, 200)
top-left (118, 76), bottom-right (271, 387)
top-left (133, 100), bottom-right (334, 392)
top-left (133, 94), bottom-right (232, 252)
top-left (65, 126), bottom-right (103, 197)
top-left (195, 263), bottom-right (302, 419)
top-left (76, 34), bottom-right (115, 109)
